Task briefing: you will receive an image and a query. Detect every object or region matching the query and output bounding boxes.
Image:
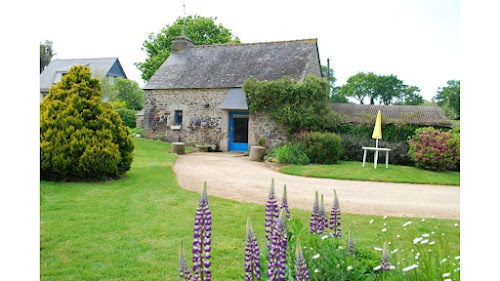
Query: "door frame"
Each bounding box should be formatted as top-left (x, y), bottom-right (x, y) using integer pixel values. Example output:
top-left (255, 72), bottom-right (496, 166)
top-left (229, 111), bottom-right (249, 152)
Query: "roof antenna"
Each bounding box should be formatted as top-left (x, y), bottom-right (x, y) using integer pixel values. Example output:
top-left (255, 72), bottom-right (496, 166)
top-left (182, 0), bottom-right (187, 35)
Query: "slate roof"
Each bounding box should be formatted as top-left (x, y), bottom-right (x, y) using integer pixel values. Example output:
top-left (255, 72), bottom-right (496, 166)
top-left (218, 88), bottom-right (248, 110)
top-left (329, 103), bottom-right (451, 127)
top-left (40, 58), bottom-right (127, 91)
top-left (144, 39), bottom-right (322, 90)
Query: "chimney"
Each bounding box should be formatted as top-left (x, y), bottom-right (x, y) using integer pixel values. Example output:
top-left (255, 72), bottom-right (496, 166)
top-left (171, 36), bottom-right (193, 53)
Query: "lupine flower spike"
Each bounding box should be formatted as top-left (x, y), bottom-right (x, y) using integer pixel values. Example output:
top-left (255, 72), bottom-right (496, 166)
top-left (267, 209), bottom-right (288, 281)
top-left (245, 217), bottom-right (261, 281)
top-left (179, 241), bottom-right (192, 281)
top-left (192, 182), bottom-right (212, 281)
top-left (280, 184), bottom-right (290, 219)
top-left (374, 243), bottom-right (394, 271)
top-left (330, 189), bottom-right (342, 237)
top-left (265, 179), bottom-right (279, 248)
top-left (309, 191), bottom-right (321, 234)
top-left (318, 194), bottom-right (328, 234)
top-left (295, 240), bottom-right (310, 281)
top-left (346, 233), bottom-right (355, 256)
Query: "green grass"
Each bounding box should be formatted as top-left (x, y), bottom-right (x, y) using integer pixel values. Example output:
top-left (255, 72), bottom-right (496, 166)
top-left (41, 139), bottom-right (459, 280)
top-left (280, 161), bottom-right (460, 186)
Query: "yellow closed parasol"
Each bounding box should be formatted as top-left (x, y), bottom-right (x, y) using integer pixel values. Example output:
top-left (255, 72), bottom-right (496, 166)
top-left (372, 110), bottom-right (382, 147)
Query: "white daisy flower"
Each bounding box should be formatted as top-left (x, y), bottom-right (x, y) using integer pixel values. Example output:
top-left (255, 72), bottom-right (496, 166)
top-left (403, 221), bottom-right (412, 227)
top-left (314, 269), bottom-right (319, 273)
top-left (442, 272), bottom-right (451, 277)
top-left (429, 241), bottom-right (435, 245)
top-left (413, 237), bottom-right (423, 244)
top-left (389, 265), bottom-right (395, 270)
top-left (338, 246), bottom-right (343, 250)
top-left (391, 248), bottom-right (398, 254)
top-left (454, 223), bottom-right (458, 227)
top-left (396, 235), bottom-right (400, 238)
top-left (440, 258), bottom-right (447, 264)
top-left (384, 223), bottom-right (387, 226)
top-left (369, 219), bottom-right (374, 224)
top-left (454, 267), bottom-right (460, 272)
top-left (431, 231), bottom-right (435, 235)
top-left (455, 256), bottom-right (460, 260)
top-left (383, 215), bottom-right (387, 219)
top-left (374, 247), bottom-right (382, 251)
top-left (321, 235), bottom-right (328, 240)
top-left (382, 228), bottom-right (387, 232)
top-left (420, 239), bottom-right (429, 244)
top-left (373, 265), bottom-right (381, 271)
top-left (421, 218), bottom-right (425, 222)
top-left (312, 254), bottom-right (320, 259)
top-left (442, 233), bottom-right (445, 236)
top-left (347, 265), bottom-right (353, 271)
top-left (402, 264), bottom-right (418, 272)
top-left (444, 279), bottom-right (452, 281)
top-left (422, 233), bottom-right (430, 237)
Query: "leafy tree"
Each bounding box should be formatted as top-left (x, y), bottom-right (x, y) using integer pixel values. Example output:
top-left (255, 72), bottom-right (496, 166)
top-left (398, 86), bottom-right (423, 105)
top-left (433, 80), bottom-right (460, 119)
top-left (40, 40), bottom-right (55, 73)
top-left (40, 65), bottom-right (134, 180)
top-left (377, 75), bottom-right (405, 105)
top-left (340, 72), bottom-right (378, 104)
top-left (136, 15), bottom-right (240, 81)
top-left (321, 65), bottom-right (348, 103)
top-left (113, 78), bottom-right (144, 110)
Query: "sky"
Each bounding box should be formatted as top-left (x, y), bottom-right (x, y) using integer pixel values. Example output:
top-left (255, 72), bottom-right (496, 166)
top-left (37, 0), bottom-right (459, 102)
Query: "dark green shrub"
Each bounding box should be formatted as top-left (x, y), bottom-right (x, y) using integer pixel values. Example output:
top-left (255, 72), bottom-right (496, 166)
top-left (115, 108), bottom-right (138, 128)
top-left (408, 127), bottom-right (459, 171)
top-left (294, 131), bottom-right (343, 164)
top-left (338, 123), bottom-right (420, 142)
top-left (40, 65), bottom-right (134, 181)
top-left (275, 142), bottom-right (310, 165)
top-left (340, 134), bottom-right (414, 166)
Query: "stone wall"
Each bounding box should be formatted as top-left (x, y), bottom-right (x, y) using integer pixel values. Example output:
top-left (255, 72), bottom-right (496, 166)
top-left (248, 111), bottom-right (288, 149)
top-left (143, 88), bottom-right (230, 151)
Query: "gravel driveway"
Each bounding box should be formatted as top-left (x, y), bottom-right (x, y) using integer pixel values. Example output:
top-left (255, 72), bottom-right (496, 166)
top-left (173, 152), bottom-right (460, 220)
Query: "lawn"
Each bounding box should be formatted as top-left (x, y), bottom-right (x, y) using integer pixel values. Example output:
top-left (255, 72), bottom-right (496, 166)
top-left (280, 161), bottom-right (460, 186)
top-left (40, 139), bottom-right (460, 280)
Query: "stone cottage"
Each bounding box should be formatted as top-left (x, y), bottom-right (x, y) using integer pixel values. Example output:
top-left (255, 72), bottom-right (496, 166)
top-left (142, 36), bottom-right (322, 151)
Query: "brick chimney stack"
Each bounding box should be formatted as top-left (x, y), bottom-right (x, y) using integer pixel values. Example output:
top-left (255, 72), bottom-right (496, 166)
top-left (171, 36), bottom-right (193, 53)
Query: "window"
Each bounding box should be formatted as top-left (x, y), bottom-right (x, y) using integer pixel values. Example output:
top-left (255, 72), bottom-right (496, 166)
top-left (175, 110), bottom-right (183, 125)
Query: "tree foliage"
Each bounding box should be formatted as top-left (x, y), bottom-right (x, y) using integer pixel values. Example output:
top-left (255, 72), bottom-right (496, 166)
top-left (40, 40), bottom-right (55, 73)
top-left (321, 65), bottom-right (348, 103)
top-left (340, 72), bottom-right (419, 105)
top-left (40, 65), bottom-right (134, 180)
top-left (398, 86), bottom-right (424, 105)
top-left (243, 75), bottom-right (345, 134)
top-left (433, 80), bottom-right (460, 120)
top-left (136, 15), bottom-right (240, 81)
top-left (113, 78), bottom-right (144, 110)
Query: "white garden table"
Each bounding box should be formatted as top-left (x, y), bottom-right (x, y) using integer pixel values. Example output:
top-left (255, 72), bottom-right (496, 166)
top-left (362, 147), bottom-right (391, 169)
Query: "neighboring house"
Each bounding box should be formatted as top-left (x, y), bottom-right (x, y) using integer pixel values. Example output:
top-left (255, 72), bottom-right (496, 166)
top-left (40, 57), bottom-right (127, 101)
top-left (142, 36), bottom-right (322, 152)
top-left (329, 103), bottom-right (452, 127)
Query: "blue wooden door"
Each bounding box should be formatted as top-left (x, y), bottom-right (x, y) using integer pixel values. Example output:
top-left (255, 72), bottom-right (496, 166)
top-left (229, 112), bottom-right (249, 151)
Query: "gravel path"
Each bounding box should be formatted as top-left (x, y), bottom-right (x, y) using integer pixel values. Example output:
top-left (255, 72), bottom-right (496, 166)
top-left (173, 152), bottom-right (460, 219)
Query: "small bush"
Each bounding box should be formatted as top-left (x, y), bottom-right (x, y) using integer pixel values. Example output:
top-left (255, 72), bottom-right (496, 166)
top-left (115, 108), bottom-right (138, 128)
top-left (40, 65), bottom-right (134, 181)
top-left (408, 127), bottom-right (459, 171)
top-left (275, 142), bottom-right (310, 165)
top-left (294, 131), bottom-right (343, 164)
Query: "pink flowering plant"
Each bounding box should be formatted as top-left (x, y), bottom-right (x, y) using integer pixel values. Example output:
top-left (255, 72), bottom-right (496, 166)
top-left (408, 127), bottom-right (459, 171)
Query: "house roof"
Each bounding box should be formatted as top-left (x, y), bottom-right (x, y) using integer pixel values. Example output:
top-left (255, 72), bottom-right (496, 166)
top-left (144, 39), bottom-right (322, 90)
top-left (218, 88), bottom-right (248, 110)
top-left (329, 103), bottom-right (451, 127)
top-left (40, 57), bottom-right (127, 91)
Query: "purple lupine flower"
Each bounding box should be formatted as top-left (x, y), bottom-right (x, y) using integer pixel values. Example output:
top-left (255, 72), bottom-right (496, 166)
top-left (245, 217), bottom-right (261, 281)
top-left (192, 182), bottom-right (212, 281)
top-left (318, 194), bottom-right (328, 234)
top-left (295, 240), bottom-right (310, 281)
top-left (329, 189), bottom-right (342, 238)
top-left (309, 191), bottom-right (321, 234)
top-left (374, 243), bottom-right (393, 271)
top-left (179, 241), bottom-right (192, 281)
top-left (345, 233), bottom-right (355, 256)
top-left (265, 179), bottom-right (279, 248)
top-left (280, 184), bottom-right (290, 219)
top-left (267, 209), bottom-right (288, 281)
